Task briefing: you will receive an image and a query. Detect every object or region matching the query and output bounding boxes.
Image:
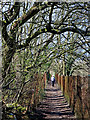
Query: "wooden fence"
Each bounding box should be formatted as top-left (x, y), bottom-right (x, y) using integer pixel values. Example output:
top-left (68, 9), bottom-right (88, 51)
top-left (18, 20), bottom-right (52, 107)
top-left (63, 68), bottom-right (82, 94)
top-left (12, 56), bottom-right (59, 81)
top-left (55, 74), bottom-right (90, 119)
top-left (30, 73), bottom-right (46, 110)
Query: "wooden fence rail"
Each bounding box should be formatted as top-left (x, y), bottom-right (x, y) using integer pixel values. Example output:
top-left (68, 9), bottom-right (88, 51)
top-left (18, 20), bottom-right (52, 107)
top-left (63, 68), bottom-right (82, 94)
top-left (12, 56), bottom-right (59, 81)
top-left (55, 74), bottom-right (90, 119)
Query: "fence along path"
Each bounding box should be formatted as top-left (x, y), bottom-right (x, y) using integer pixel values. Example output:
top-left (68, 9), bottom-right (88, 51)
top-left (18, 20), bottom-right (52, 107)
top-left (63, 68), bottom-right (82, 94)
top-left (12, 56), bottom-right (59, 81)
top-left (35, 81), bottom-right (76, 119)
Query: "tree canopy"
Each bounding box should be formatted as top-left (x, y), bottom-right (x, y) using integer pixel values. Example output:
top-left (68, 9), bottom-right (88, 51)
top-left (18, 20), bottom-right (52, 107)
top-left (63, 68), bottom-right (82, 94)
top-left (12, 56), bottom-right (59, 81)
top-left (1, 1), bottom-right (90, 112)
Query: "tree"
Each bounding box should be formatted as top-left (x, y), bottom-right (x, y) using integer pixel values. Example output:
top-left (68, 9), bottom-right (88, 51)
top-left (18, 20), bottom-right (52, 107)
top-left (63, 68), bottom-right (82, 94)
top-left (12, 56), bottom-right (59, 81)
top-left (2, 1), bottom-right (90, 78)
top-left (1, 1), bottom-right (90, 112)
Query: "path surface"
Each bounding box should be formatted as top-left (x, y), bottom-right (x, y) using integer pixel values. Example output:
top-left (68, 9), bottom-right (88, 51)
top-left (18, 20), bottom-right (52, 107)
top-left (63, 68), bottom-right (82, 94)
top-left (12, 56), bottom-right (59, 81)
top-left (34, 81), bottom-right (76, 119)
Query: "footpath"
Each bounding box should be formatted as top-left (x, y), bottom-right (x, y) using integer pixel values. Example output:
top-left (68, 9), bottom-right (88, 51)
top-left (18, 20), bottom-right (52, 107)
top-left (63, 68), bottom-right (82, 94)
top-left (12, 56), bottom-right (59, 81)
top-left (34, 81), bottom-right (76, 119)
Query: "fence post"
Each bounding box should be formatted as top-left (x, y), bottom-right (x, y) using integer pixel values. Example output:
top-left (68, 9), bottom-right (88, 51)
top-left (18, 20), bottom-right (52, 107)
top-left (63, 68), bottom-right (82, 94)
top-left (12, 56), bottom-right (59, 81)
top-left (88, 76), bottom-right (90, 117)
top-left (73, 76), bottom-right (77, 114)
top-left (61, 76), bottom-right (65, 94)
top-left (81, 76), bottom-right (90, 118)
top-left (58, 74), bottom-right (61, 89)
top-left (75, 76), bottom-right (83, 118)
top-left (65, 76), bottom-right (69, 104)
top-left (55, 73), bottom-right (58, 83)
top-left (61, 76), bottom-right (63, 93)
top-left (69, 76), bottom-right (73, 107)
